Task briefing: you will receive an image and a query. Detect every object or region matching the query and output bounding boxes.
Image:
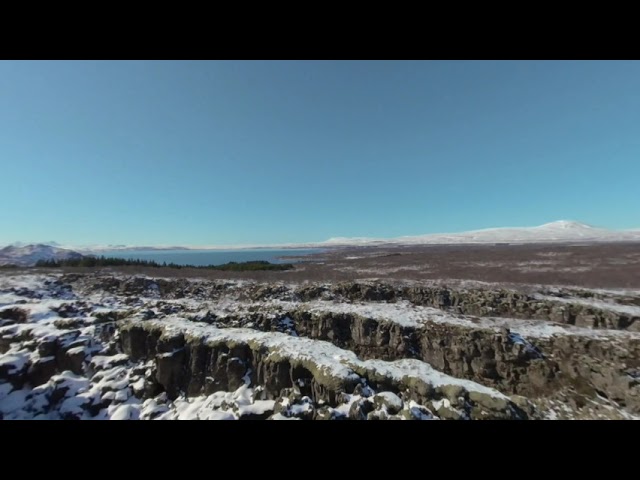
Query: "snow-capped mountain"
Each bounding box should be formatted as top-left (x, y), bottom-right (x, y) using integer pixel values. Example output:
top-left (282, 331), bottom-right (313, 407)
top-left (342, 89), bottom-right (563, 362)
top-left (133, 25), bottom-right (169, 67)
top-left (321, 221), bottom-right (640, 247)
top-left (0, 244), bottom-right (84, 266)
top-left (5, 221), bottom-right (640, 256)
top-left (8, 240), bottom-right (62, 248)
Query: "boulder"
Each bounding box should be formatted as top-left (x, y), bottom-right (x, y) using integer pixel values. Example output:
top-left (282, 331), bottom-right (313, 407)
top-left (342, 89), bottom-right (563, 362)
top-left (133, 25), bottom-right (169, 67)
top-left (348, 398), bottom-right (375, 420)
top-left (373, 392), bottom-right (404, 414)
top-left (0, 308), bottom-right (28, 325)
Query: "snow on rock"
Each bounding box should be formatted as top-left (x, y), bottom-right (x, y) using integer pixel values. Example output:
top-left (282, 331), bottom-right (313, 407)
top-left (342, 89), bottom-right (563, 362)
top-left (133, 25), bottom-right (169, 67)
top-left (90, 354), bottom-right (130, 371)
top-left (0, 388), bottom-right (30, 417)
top-left (110, 403), bottom-right (141, 420)
top-left (125, 315), bottom-right (518, 417)
top-left (534, 294), bottom-right (640, 317)
top-left (1, 272), bottom-right (638, 420)
top-left (0, 352), bottom-right (30, 374)
top-left (373, 391), bottom-right (404, 414)
top-left (507, 332), bottom-right (543, 358)
top-left (363, 358), bottom-right (509, 400)
top-left (268, 413), bottom-right (300, 420)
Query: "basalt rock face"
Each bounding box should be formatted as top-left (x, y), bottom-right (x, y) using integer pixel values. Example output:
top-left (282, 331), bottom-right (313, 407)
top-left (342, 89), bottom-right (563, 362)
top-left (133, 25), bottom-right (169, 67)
top-left (292, 282), bottom-right (640, 332)
top-left (183, 303), bottom-right (637, 412)
top-left (65, 275), bottom-right (640, 332)
top-left (417, 325), bottom-right (640, 411)
top-left (404, 286), bottom-right (639, 331)
top-left (119, 324), bottom-right (333, 404)
top-left (292, 311), bottom-right (415, 360)
top-left (276, 310), bottom-right (640, 413)
top-left (540, 335), bottom-right (640, 410)
top-left (116, 321), bottom-right (527, 420)
top-left (1, 273), bottom-right (639, 420)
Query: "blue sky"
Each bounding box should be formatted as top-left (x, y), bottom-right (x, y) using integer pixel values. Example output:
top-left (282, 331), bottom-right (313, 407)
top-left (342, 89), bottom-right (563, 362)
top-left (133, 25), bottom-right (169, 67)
top-left (1, 60), bottom-right (639, 246)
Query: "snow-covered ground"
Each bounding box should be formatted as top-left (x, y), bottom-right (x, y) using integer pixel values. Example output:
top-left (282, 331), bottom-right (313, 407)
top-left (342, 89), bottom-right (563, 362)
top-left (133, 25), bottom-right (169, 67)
top-left (533, 294), bottom-right (640, 317)
top-left (0, 274), bottom-right (516, 420)
top-left (1, 273), bottom-right (638, 420)
top-left (155, 294), bottom-right (640, 341)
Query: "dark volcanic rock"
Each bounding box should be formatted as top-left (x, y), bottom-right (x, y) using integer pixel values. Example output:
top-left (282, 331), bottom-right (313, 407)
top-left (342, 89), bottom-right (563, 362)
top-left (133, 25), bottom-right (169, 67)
top-left (348, 397), bottom-right (375, 420)
top-left (0, 308), bottom-right (28, 325)
top-left (3, 272), bottom-right (638, 420)
top-left (155, 349), bottom-right (186, 399)
top-left (27, 356), bottom-right (57, 385)
top-left (117, 320), bottom-right (530, 419)
top-left (333, 282), bottom-right (397, 302)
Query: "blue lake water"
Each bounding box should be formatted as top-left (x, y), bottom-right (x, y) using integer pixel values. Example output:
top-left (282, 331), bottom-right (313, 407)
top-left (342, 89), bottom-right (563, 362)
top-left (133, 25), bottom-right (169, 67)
top-left (96, 249), bottom-right (321, 266)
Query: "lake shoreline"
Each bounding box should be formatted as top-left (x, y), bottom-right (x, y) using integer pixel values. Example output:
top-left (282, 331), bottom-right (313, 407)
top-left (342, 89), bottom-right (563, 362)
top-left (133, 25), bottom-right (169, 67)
top-left (93, 248), bottom-right (323, 267)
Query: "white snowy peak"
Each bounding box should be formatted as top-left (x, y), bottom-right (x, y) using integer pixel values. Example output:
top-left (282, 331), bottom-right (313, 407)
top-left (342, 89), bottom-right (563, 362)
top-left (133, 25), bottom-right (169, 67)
top-left (5, 220), bottom-right (640, 253)
top-left (320, 220), bottom-right (640, 247)
top-left (536, 220), bottom-right (594, 230)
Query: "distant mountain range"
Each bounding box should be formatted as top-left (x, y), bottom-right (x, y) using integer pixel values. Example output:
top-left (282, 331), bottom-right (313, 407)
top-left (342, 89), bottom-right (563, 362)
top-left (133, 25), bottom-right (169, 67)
top-left (3, 221), bottom-right (640, 265)
top-left (319, 221), bottom-right (640, 247)
top-left (0, 244), bottom-right (84, 267)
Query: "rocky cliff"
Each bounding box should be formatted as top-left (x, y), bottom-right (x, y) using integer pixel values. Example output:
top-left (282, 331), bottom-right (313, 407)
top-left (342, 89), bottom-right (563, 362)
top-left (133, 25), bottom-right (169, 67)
top-left (0, 273), bottom-right (638, 420)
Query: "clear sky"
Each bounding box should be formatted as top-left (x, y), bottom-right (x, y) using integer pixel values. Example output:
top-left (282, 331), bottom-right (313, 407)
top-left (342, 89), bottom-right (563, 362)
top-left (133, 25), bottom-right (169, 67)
top-left (1, 60), bottom-right (639, 246)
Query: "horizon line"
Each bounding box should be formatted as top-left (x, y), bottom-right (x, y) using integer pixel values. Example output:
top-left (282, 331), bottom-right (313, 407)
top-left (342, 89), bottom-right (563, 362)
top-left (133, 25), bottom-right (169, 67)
top-left (4, 219), bottom-right (640, 251)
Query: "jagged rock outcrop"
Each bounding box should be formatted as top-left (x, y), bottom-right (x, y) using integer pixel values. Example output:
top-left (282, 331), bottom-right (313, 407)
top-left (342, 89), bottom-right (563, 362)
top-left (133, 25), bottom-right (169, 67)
top-left (2, 273), bottom-right (639, 420)
top-left (117, 319), bottom-right (528, 419)
top-left (61, 275), bottom-right (640, 331)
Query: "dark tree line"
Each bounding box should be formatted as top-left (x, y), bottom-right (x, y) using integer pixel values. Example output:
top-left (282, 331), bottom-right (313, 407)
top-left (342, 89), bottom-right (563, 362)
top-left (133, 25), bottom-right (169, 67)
top-left (35, 256), bottom-right (295, 271)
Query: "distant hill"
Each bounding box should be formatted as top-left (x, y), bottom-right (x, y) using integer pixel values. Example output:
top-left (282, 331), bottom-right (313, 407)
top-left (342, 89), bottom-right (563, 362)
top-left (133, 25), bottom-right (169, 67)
top-left (0, 244), bottom-right (84, 267)
top-left (321, 221), bottom-right (640, 247)
top-left (5, 220), bottom-right (640, 256)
